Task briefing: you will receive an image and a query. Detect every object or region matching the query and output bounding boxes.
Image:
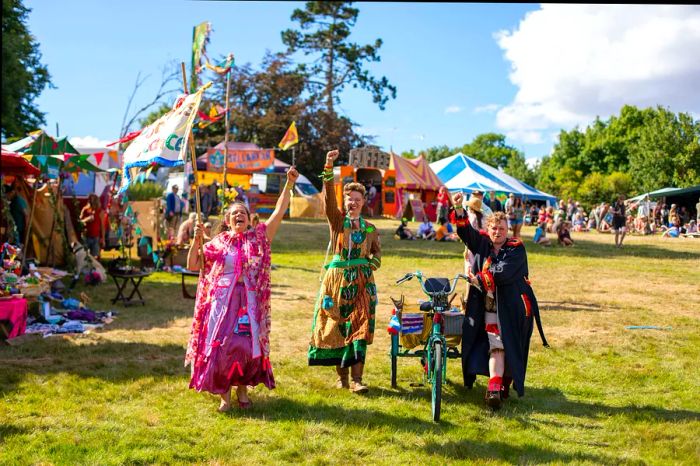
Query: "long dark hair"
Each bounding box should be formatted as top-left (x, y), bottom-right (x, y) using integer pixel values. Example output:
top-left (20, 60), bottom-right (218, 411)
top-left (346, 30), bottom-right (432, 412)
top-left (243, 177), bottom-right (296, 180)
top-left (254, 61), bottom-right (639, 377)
top-left (474, 210), bottom-right (484, 229)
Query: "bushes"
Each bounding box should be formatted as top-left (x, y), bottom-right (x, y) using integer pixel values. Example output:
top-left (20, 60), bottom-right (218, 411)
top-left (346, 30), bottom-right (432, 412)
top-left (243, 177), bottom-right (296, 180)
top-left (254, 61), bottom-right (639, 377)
top-left (126, 181), bottom-right (164, 201)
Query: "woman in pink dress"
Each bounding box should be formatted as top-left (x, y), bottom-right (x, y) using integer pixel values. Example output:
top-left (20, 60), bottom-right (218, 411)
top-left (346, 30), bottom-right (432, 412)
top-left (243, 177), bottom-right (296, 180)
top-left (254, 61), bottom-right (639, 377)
top-left (185, 167), bottom-right (299, 412)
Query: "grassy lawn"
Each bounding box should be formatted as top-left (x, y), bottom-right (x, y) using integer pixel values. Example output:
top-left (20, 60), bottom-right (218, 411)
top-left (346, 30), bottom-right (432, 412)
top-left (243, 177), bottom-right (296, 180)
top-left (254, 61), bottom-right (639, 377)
top-left (2, 219), bottom-right (699, 465)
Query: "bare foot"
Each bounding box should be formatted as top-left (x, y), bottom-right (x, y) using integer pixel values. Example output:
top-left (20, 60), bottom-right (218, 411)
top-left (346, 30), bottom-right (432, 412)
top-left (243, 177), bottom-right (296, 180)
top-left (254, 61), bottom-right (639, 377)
top-left (236, 385), bottom-right (250, 404)
top-left (217, 390), bottom-right (232, 413)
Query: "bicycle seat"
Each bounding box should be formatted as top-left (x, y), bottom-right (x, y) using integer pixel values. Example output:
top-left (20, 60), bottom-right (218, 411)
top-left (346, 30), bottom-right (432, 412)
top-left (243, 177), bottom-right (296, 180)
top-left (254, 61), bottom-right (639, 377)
top-left (424, 277), bottom-right (451, 293)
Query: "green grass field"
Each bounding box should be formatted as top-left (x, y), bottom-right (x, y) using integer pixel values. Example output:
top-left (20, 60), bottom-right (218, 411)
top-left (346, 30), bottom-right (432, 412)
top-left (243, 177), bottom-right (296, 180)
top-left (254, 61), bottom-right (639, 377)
top-left (2, 219), bottom-right (699, 465)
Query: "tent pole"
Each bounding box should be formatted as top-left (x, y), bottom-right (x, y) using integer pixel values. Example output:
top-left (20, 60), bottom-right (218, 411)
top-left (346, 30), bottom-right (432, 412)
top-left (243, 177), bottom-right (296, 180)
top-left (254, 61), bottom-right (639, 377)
top-left (20, 178), bottom-right (39, 270)
top-left (181, 62), bottom-right (205, 264)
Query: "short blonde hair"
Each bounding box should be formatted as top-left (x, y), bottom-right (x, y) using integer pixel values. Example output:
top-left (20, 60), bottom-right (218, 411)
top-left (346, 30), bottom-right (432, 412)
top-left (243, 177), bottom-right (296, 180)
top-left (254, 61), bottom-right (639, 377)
top-left (343, 182), bottom-right (366, 197)
top-left (486, 211), bottom-right (508, 228)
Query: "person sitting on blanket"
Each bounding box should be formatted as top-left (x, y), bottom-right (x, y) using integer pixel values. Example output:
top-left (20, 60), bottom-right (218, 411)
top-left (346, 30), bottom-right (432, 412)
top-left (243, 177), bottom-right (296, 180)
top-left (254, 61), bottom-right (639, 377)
top-left (450, 192), bottom-right (548, 410)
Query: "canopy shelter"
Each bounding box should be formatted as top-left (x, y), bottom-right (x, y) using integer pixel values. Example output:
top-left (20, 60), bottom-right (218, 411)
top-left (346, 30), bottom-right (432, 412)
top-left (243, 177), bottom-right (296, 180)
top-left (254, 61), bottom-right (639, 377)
top-left (1, 149), bottom-right (40, 177)
top-left (627, 187), bottom-right (684, 203)
top-left (430, 152), bottom-right (557, 204)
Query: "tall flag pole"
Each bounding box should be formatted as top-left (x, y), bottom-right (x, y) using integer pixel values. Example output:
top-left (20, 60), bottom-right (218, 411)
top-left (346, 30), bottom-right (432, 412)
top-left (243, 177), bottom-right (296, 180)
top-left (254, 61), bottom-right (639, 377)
top-left (221, 54), bottom-right (234, 198)
top-left (180, 62), bottom-right (206, 263)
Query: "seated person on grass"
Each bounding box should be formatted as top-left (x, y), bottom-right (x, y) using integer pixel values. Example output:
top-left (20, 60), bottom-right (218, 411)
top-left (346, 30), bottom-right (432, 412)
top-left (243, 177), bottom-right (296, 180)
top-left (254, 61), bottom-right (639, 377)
top-left (417, 218), bottom-right (436, 240)
top-left (557, 221), bottom-right (574, 247)
top-left (395, 218), bottom-right (417, 240)
top-left (435, 218), bottom-right (458, 242)
top-left (533, 221), bottom-right (552, 246)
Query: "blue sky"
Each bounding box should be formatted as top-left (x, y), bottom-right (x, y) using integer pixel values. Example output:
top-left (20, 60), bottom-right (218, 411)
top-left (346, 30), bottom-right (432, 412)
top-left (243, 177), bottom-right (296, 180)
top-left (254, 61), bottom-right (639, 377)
top-left (25, 2), bottom-right (700, 164)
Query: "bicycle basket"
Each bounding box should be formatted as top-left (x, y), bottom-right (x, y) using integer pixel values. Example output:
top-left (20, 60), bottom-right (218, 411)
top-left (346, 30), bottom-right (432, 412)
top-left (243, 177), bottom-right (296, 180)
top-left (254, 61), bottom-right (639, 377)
top-left (443, 312), bottom-right (465, 336)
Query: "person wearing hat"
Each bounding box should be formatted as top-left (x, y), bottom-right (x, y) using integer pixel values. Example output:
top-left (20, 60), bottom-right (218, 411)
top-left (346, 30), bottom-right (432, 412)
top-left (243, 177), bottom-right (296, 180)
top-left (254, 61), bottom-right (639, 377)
top-left (464, 195), bottom-right (486, 270)
top-left (471, 190), bottom-right (493, 217)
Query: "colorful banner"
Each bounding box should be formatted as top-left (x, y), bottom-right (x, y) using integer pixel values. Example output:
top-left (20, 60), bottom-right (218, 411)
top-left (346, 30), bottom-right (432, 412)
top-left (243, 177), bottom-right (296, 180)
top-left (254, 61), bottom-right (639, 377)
top-left (206, 147), bottom-right (275, 172)
top-left (278, 122), bottom-right (299, 151)
top-left (118, 87), bottom-right (206, 193)
top-left (191, 21), bottom-right (211, 93)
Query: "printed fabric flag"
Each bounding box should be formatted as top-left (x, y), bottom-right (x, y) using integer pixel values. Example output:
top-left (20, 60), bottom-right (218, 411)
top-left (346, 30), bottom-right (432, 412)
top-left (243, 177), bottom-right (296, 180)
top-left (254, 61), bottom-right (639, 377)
top-left (118, 87), bottom-right (206, 193)
top-left (191, 21), bottom-right (211, 92)
top-left (278, 121), bottom-right (299, 151)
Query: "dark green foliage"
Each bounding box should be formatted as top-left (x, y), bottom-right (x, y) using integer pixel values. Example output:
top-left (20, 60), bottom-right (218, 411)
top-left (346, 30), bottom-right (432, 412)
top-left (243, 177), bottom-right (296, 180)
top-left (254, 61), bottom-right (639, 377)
top-left (281, 1), bottom-right (397, 115)
top-left (1, 0), bottom-right (53, 139)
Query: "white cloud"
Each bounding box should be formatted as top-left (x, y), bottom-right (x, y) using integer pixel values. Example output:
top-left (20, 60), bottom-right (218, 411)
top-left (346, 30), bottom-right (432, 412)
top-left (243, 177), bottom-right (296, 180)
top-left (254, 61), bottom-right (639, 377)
top-left (474, 104), bottom-right (502, 114)
top-left (526, 157), bottom-right (541, 169)
top-left (69, 135), bottom-right (113, 148)
top-left (494, 5), bottom-right (700, 144)
top-left (444, 105), bottom-right (462, 114)
top-left (411, 134), bottom-right (426, 141)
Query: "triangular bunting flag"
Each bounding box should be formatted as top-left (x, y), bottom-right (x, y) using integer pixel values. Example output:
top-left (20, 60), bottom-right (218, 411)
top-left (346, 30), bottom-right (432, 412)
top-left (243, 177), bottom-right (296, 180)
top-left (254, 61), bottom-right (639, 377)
top-left (93, 152), bottom-right (104, 166)
top-left (71, 172), bottom-right (80, 183)
top-left (108, 151), bottom-right (119, 163)
top-left (35, 155), bottom-right (48, 167)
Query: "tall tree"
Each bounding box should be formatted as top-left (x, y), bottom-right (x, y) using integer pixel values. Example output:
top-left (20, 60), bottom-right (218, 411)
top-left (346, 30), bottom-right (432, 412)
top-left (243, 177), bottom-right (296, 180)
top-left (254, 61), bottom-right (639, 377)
top-left (281, 1), bottom-right (396, 153)
top-left (1, 0), bottom-right (53, 140)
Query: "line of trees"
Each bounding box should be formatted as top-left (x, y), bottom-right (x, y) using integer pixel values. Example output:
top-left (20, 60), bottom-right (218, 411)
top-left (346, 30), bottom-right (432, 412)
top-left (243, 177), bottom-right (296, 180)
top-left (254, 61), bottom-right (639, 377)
top-left (409, 105), bottom-right (699, 208)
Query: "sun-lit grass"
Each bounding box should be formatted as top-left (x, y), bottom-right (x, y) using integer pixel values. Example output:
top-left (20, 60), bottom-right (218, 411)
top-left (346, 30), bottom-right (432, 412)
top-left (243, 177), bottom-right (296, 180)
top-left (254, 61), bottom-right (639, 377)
top-left (2, 219), bottom-right (699, 465)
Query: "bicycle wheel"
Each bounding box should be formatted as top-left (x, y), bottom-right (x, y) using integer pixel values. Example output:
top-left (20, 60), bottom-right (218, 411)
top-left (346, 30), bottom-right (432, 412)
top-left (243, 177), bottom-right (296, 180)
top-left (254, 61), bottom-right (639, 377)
top-left (390, 334), bottom-right (398, 388)
top-left (431, 341), bottom-right (443, 422)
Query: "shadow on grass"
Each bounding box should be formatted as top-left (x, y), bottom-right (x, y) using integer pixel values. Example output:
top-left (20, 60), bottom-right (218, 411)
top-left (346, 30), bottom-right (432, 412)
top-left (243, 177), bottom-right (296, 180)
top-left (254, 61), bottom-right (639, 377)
top-left (0, 338), bottom-right (185, 396)
top-left (0, 423), bottom-right (27, 443)
top-left (423, 438), bottom-right (617, 464)
top-left (226, 395), bottom-right (449, 432)
top-left (370, 378), bottom-right (700, 425)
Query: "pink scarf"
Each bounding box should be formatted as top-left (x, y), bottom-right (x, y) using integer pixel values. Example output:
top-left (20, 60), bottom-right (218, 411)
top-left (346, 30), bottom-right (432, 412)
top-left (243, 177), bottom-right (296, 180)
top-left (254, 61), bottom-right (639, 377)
top-left (185, 223), bottom-right (272, 368)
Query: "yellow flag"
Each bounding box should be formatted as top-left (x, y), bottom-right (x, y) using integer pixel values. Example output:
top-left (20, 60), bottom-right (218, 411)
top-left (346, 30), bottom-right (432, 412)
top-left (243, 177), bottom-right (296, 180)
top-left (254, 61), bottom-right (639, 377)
top-left (71, 172), bottom-right (80, 183)
top-left (278, 122), bottom-right (299, 151)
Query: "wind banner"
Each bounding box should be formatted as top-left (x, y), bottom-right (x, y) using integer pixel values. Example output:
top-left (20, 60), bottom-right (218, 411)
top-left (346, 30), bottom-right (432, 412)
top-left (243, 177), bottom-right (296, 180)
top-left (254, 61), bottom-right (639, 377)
top-left (118, 87), bottom-right (206, 193)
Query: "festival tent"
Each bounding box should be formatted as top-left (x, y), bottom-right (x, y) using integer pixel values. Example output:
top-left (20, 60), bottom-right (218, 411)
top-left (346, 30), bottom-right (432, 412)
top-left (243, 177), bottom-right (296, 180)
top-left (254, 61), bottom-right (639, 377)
top-left (430, 152), bottom-right (557, 204)
top-left (390, 153), bottom-right (444, 220)
top-left (627, 187), bottom-right (683, 203)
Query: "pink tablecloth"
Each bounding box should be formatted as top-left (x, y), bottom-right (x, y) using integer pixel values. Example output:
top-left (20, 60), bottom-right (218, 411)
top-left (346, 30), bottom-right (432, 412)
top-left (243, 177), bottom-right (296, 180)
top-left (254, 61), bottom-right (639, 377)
top-left (0, 297), bottom-right (28, 340)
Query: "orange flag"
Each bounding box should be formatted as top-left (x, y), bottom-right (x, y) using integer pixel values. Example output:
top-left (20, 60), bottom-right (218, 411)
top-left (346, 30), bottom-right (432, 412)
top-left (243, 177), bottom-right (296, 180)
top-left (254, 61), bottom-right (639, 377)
top-left (278, 122), bottom-right (299, 151)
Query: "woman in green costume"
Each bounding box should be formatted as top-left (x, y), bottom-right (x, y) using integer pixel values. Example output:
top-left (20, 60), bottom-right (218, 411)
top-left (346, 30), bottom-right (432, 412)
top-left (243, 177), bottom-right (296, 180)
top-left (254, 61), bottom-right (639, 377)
top-left (308, 149), bottom-right (381, 393)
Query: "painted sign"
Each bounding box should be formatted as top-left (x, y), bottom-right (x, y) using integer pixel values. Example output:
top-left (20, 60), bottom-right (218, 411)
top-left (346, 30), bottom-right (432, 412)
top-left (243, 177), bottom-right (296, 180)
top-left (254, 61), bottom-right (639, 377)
top-left (409, 198), bottom-right (427, 222)
top-left (349, 146), bottom-right (390, 170)
top-left (206, 148), bottom-right (275, 172)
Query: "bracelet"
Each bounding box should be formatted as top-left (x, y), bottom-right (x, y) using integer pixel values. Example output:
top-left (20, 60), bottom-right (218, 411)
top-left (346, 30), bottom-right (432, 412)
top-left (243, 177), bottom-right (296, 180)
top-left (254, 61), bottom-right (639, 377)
top-left (284, 181), bottom-right (295, 192)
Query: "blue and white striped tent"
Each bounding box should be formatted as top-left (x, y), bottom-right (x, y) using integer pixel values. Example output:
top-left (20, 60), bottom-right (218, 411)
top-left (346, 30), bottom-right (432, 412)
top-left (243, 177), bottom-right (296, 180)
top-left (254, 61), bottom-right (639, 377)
top-left (430, 152), bottom-right (557, 204)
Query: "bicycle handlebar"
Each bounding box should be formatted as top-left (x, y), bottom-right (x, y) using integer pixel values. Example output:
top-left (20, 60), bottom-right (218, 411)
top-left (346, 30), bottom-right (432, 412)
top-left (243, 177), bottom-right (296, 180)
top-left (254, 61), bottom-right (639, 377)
top-left (396, 271), bottom-right (468, 295)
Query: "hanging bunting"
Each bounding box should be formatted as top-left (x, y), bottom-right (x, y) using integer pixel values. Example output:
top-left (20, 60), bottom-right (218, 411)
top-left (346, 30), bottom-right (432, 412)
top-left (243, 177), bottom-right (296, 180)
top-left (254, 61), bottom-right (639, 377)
top-left (93, 152), bottom-right (104, 166)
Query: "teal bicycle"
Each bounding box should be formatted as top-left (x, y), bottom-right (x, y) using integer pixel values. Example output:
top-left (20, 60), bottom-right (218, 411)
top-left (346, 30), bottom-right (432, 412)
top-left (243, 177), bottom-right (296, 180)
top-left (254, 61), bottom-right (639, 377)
top-left (392, 271), bottom-right (467, 422)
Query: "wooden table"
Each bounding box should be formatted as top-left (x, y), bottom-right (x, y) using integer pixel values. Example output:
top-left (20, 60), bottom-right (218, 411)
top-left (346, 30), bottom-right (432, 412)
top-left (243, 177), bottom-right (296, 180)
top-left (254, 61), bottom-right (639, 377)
top-left (108, 271), bottom-right (151, 306)
top-left (180, 270), bottom-right (199, 299)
